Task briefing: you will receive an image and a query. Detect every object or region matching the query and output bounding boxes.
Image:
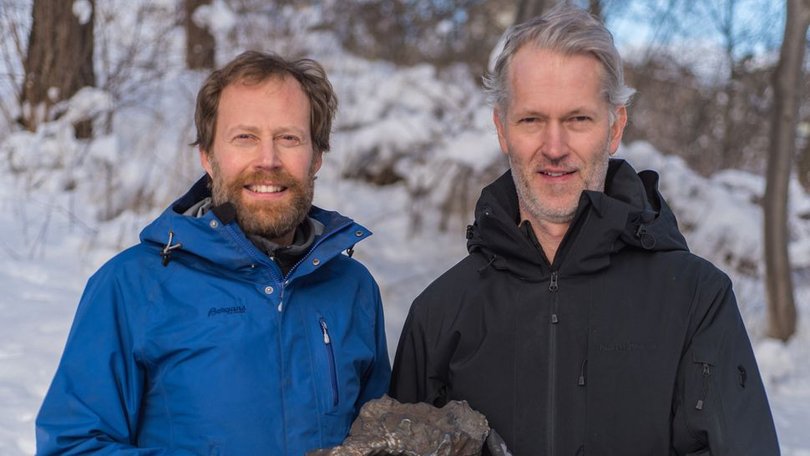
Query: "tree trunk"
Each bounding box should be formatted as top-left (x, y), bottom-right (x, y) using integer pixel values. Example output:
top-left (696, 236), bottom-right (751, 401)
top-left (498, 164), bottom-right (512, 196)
top-left (763, 0), bottom-right (810, 341)
top-left (185, 0), bottom-right (215, 70)
top-left (588, 0), bottom-right (603, 22)
top-left (21, 0), bottom-right (95, 138)
top-left (515, 0), bottom-right (558, 24)
top-left (799, 129), bottom-right (810, 192)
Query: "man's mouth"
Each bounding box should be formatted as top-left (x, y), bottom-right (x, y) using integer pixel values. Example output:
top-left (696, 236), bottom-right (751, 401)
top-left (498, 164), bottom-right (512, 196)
top-left (540, 170), bottom-right (575, 177)
top-left (246, 184), bottom-right (286, 194)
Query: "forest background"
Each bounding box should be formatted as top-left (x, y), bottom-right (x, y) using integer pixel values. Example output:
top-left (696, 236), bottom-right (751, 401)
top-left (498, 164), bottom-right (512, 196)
top-left (1, 0), bottom-right (810, 454)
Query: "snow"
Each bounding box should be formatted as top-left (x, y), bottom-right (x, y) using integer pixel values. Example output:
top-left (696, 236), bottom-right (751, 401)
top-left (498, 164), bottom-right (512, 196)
top-left (192, 0), bottom-right (236, 37)
top-left (2, 4), bottom-right (809, 455)
top-left (71, 0), bottom-right (92, 25)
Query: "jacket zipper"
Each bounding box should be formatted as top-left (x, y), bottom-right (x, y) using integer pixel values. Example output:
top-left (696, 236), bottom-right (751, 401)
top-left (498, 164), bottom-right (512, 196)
top-left (275, 219), bottom-right (355, 313)
top-left (548, 270), bottom-right (559, 456)
top-left (319, 317), bottom-right (339, 407)
top-left (225, 218), bottom-right (354, 313)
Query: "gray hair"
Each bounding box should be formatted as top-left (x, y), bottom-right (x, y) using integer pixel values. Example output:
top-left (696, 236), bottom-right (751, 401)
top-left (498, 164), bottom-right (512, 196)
top-left (484, 3), bottom-right (635, 122)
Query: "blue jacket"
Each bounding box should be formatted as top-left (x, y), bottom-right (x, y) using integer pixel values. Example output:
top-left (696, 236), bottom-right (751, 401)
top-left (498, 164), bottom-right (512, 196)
top-left (36, 177), bottom-right (391, 455)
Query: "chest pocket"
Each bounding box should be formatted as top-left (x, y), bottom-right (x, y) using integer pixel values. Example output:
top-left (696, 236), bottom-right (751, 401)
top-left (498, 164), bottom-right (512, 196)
top-left (317, 316), bottom-right (340, 408)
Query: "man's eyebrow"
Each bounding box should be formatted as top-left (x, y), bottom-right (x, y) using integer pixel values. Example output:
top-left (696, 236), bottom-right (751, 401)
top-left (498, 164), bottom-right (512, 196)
top-left (224, 124), bottom-right (261, 135)
top-left (510, 108), bottom-right (546, 119)
top-left (274, 126), bottom-right (307, 135)
top-left (224, 125), bottom-right (308, 135)
top-left (509, 107), bottom-right (598, 120)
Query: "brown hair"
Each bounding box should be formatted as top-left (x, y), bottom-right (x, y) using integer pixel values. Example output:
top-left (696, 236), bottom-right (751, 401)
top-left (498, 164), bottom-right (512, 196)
top-left (193, 50), bottom-right (338, 154)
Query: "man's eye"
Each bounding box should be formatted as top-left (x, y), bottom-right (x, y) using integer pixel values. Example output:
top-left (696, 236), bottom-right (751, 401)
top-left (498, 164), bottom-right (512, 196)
top-left (276, 135), bottom-right (302, 146)
top-left (519, 117), bottom-right (538, 123)
top-left (232, 134), bottom-right (255, 143)
top-left (571, 116), bottom-right (592, 123)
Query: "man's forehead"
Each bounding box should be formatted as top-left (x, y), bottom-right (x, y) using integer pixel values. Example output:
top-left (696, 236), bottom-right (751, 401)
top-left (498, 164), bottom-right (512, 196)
top-left (498, 46), bottom-right (609, 117)
top-left (226, 73), bottom-right (301, 94)
top-left (509, 45), bottom-right (602, 75)
top-left (217, 76), bottom-right (311, 116)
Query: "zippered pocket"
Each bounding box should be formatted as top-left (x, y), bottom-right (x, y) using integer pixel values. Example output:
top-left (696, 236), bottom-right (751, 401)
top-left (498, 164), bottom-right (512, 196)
top-left (319, 317), bottom-right (339, 407)
top-left (695, 361), bottom-right (712, 410)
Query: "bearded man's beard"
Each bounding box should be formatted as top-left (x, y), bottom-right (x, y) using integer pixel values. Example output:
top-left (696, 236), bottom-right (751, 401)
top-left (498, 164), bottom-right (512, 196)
top-left (208, 162), bottom-right (316, 241)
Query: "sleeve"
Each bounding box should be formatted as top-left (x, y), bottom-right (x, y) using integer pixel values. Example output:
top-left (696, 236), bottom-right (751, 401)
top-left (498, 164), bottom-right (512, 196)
top-left (670, 273), bottom-right (780, 456)
top-left (35, 268), bottom-right (194, 455)
top-left (388, 298), bottom-right (447, 406)
top-left (354, 280), bottom-right (391, 414)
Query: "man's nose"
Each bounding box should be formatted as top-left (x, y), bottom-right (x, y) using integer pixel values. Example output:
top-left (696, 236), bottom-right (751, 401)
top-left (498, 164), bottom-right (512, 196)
top-left (256, 140), bottom-right (281, 168)
top-left (541, 122), bottom-right (567, 160)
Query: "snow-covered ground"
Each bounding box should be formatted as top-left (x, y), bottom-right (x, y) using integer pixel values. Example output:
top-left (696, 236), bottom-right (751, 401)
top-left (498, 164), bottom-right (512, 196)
top-left (1, 2), bottom-right (809, 454)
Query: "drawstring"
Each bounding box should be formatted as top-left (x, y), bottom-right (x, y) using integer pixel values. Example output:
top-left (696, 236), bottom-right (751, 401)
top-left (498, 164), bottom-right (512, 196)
top-left (346, 245), bottom-right (355, 258)
top-left (160, 231), bottom-right (182, 266)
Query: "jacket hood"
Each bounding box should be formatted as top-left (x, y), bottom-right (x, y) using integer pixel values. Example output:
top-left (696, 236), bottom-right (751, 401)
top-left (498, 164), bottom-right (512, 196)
top-left (467, 159), bottom-right (688, 279)
top-left (139, 176), bottom-right (370, 273)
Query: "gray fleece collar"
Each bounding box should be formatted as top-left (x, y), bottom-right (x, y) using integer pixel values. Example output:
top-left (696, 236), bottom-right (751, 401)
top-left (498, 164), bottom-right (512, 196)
top-left (184, 196), bottom-right (325, 258)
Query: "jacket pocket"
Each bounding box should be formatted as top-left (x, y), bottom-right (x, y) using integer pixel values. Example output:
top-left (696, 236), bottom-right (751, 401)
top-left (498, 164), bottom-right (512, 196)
top-left (672, 349), bottom-right (721, 455)
top-left (694, 360), bottom-right (713, 411)
top-left (690, 350), bottom-right (728, 450)
top-left (319, 317), bottom-right (339, 407)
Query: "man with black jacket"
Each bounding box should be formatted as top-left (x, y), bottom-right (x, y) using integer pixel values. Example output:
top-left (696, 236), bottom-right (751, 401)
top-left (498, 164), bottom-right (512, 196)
top-left (389, 4), bottom-right (779, 455)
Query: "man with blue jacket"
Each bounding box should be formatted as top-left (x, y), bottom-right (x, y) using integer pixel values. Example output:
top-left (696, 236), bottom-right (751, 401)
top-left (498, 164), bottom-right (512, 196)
top-left (36, 50), bottom-right (391, 455)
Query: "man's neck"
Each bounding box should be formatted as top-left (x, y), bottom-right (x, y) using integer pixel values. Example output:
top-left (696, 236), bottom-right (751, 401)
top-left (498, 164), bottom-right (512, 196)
top-left (520, 209), bottom-right (570, 264)
top-left (246, 217), bottom-right (320, 276)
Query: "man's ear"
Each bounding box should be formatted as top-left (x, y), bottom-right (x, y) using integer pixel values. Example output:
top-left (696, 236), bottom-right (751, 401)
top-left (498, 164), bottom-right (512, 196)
top-left (200, 148), bottom-right (213, 176)
top-left (312, 150), bottom-right (323, 175)
top-left (493, 109), bottom-right (509, 156)
top-left (608, 105), bottom-right (628, 156)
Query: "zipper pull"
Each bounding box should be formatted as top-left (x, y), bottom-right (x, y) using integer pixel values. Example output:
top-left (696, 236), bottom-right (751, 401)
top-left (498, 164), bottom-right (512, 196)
top-left (320, 319), bottom-right (331, 344)
top-left (549, 271), bottom-right (559, 292)
top-left (277, 281), bottom-right (287, 313)
top-left (578, 359), bottom-right (588, 386)
top-left (695, 363), bottom-right (711, 410)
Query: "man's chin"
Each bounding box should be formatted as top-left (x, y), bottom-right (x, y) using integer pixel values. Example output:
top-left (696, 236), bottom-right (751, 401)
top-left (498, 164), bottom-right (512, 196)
top-left (236, 201), bottom-right (310, 237)
top-left (240, 198), bottom-right (285, 212)
top-left (526, 203), bottom-right (577, 225)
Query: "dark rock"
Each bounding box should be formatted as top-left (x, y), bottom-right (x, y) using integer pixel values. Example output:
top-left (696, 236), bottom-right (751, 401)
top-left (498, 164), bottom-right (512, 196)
top-left (308, 395), bottom-right (491, 456)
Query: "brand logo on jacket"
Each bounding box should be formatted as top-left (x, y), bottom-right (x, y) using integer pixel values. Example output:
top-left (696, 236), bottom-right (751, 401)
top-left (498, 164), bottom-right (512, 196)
top-left (598, 342), bottom-right (657, 352)
top-left (208, 305), bottom-right (247, 317)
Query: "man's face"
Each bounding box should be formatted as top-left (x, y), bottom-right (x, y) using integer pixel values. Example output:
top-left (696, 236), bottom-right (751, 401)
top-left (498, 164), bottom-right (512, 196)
top-left (494, 46), bottom-right (627, 226)
top-left (200, 76), bottom-right (322, 245)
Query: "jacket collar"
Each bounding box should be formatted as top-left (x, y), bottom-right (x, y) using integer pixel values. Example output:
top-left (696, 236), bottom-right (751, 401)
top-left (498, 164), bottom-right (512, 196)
top-left (467, 159), bottom-right (688, 280)
top-left (139, 175), bottom-right (371, 275)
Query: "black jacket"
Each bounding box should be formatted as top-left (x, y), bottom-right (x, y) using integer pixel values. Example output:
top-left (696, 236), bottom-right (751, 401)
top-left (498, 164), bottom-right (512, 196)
top-left (390, 160), bottom-right (779, 456)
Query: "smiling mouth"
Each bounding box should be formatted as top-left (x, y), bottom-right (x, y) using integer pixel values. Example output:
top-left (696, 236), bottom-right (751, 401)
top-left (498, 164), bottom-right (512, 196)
top-left (540, 170), bottom-right (575, 177)
top-left (246, 184), bottom-right (286, 194)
